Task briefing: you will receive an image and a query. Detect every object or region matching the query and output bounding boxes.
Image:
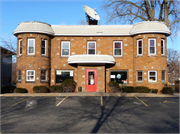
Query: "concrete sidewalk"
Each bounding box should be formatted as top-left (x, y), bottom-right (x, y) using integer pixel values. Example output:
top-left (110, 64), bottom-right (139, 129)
top-left (0, 92), bottom-right (179, 97)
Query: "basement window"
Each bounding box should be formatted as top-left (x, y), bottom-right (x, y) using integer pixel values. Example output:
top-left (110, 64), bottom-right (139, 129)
top-left (56, 70), bottom-right (74, 84)
top-left (110, 70), bottom-right (127, 84)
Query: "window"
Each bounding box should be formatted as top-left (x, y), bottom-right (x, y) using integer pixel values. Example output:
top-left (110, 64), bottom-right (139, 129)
top-left (162, 71), bottom-right (165, 81)
top-left (148, 39), bottom-right (156, 55)
top-left (41, 70), bottom-right (47, 81)
top-left (113, 41), bottom-right (122, 56)
top-left (41, 39), bottom-right (46, 55)
top-left (61, 41), bottom-right (70, 56)
top-left (26, 70), bottom-right (35, 81)
top-left (56, 70), bottom-right (74, 84)
top-left (148, 71), bottom-right (157, 82)
top-left (87, 41), bottom-right (96, 54)
top-left (28, 39), bottom-right (35, 55)
top-left (3, 57), bottom-right (11, 63)
top-left (110, 70), bottom-right (127, 84)
top-left (161, 39), bottom-right (165, 55)
top-left (19, 39), bottom-right (22, 55)
top-left (137, 39), bottom-right (143, 55)
top-left (18, 70), bottom-right (21, 81)
top-left (137, 71), bottom-right (143, 82)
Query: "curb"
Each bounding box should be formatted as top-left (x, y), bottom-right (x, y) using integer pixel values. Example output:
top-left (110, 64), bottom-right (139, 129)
top-left (0, 93), bottom-right (178, 97)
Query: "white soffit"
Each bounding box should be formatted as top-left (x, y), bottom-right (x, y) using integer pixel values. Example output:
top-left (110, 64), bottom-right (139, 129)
top-left (67, 55), bottom-right (116, 64)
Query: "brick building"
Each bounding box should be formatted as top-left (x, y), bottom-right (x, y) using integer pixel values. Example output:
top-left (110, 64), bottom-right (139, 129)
top-left (13, 21), bottom-right (170, 93)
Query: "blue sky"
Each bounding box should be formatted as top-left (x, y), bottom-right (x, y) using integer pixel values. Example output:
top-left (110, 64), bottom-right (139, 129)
top-left (0, 0), bottom-right (179, 52)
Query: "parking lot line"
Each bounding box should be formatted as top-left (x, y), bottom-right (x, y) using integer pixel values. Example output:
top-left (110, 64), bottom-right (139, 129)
top-left (135, 96), bottom-right (148, 106)
top-left (12, 96), bottom-right (35, 106)
top-left (56, 96), bottom-right (68, 106)
top-left (101, 96), bottom-right (103, 106)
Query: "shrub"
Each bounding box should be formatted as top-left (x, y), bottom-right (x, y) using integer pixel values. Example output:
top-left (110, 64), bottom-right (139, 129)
top-left (122, 86), bottom-right (134, 93)
top-left (151, 89), bottom-right (158, 93)
top-left (61, 79), bottom-right (76, 92)
top-left (33, 86), bottom-right (49, 93)
top-left (108, 81), bottom-right (120, 93)
top-left (14, 88), bottom-right (28, 93)
top-left (49, 85), bottom-right (63, 92)
top-left (134, 86), bottom-right (151, 93)
top-left (161, 87), bottom-right (173, 94)
top-left (1, 85), bottom-right (16, 94)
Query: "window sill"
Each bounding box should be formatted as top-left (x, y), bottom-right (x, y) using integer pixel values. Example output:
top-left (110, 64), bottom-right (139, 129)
top-left (135, 55), bottom-right (143, 58)
top-left (26, 55), bottom-right (36, 57)
top-left (162, 81), bottom-right (167, 84)
top-left (135, 82), bottom-right (143, 84)
top-left (113, 56), bottom-right (123, 58)
top-left (148, 55), bottom-right (158, 57)
top-left (17, 55), bottom-right (22, 58)
top-left (41, 55), bottom-right (49, 58)
top-left (148, 82), bottom-right (158, 84)
top-left (161, 55), bottom-right (167, 58)
top-left (16, 81), bottom-right (21, 83)
top-left (26, 81), bottom-right (35, 83)
top-left (41, 81), bottom-right (49, 83)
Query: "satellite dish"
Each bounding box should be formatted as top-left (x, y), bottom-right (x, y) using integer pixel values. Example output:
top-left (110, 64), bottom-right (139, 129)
top-left (83, 5), bottom-right (100, 25)
top-left (83, 5), bottom-right (100, 20)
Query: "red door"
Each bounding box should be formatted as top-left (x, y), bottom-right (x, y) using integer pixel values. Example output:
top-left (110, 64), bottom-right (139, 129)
top-left (86, 69), bottom-right (97, 92)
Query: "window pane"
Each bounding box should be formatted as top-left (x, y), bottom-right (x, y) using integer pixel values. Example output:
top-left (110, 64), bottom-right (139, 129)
top-left (138, 40), bottom-right (142, 47)
top-left (162, 71), bottom-right (165, 81)
top-left (20, 47), bottom-right (22, 54)
top-left (41, 70), bottom-right (46, 75)
top-left (18, 70), bottom-right (21, 75)
top-left (139, 48), bottom-right (142, 54)
top-left (138, 77), bottom-right (142, 81)
top-left (88, 43), bottom-right (95, 49)
top-left (149, 72), bottom-right (155, 76)
top-left (28, 71), bottom-right (34, 75)
top-left (62, 43), bottom-right (69, 49)
top-left (88, 72), bottom-right (94, 85)
top-left (161, 48), bottom-right (163, 54)
top-left (138, 72), bottom-right (142, 76)
top-left (42, 40), bottom-right (45, 48)
top-left (115, 49), bottom-right (121, 55)
top-left (62, 49), bottom-right (69, 55)
top-left (42, 48), bottom-right (45, 54)
top-left (29, 40), bottom-right (34, 46)
top-left (29, 47), bottom-right (34, 53)
top-left (18, 76), bottom-right (21, 81)
top-left (41, 76), bottom-right (46, 80)
top-left (115, 42), bottom-right (121, 48)
top-left (150, 40), bottom-right (154, 47)
top-left (150, 47), bottom-right (155, 53)
top-left (110, 71), bottom-right (127, 84)
top-left (56, 70), bottom-right (73, 84)
top-left (88, 49), bottom-right (95, 54)
top-left (161, 40), bottom-right (163, 47)
top-left (150, 77), bottom-right (155, 81)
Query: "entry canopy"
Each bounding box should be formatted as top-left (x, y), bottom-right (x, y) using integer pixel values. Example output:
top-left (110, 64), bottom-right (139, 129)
top-left (67, 55), bottom-right (115, 64)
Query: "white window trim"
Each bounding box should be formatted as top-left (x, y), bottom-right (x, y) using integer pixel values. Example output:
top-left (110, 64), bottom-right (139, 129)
top-left (26, 70), bottom-right (35, 81)
top-left (113, 41), bottom-right (123, 57)
top-left (61, 41), bottom-right (70, 57)
top-left (162, 70), bottom-right (166, 81)
top-left (41, 39), bottom-right (47, 56)
top-left (19, 39), bottom-right (22, 55)
top-left (41, 70), bottom-right (47, 81)
top-left (137, 39), bottom-right (143, 55)
top-left (87, 41), bottom-right (96, 55)
top-left (148, 70), bottom-right (157, 82)
top-left (27, 39), bottom-right (35, 55)
top-left (137, 71), bottom-right (143, 82)
top-left (161, 39), bottom-right (165, 55)
top-left (18, 70), bottom-right (21, 81)
top-left (148, 38), bottom-right (156, 55)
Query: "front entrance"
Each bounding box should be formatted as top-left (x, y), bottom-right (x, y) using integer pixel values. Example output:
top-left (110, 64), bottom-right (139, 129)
top-left (86, 69), bottom-right (97, 92)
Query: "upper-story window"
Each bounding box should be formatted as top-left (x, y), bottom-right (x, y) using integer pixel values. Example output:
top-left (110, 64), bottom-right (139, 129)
top-left (137, 39), bottom-right (143, 55)
top-left (161, 39), bottom-right (165, 55)
top-left (87, 41), bottom-right (96, 54)
top-left (19, 39), bottom-right (22, 55)
top-left (41, 39), bottom-right (46, 56)
top-left (28, 39), bottom-right (35, 55)
top-left (148, 39), bottom-right (156, 55)
top-left (113, 41), bottom-right (122, 56)
top-left (61, 41), bottom-right (70, 56)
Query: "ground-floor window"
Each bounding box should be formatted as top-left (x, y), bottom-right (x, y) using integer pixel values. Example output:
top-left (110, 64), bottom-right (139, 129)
top-left (110, 70), bottom-right (127, 84)
top-left (41, 70), bottom-right (47, 81)
top-left (137, 71), bottom-right (143, 82)
top-left (162, 70), bottom-right (165, 81)
top-left (148, 70), bottom-right (157, 82)
top-left (26, 70), bottom-right (35, 81)
top-left (55, 70), bottom-right (74, 84)
top-left (18, 70), bottom-right (21, 81)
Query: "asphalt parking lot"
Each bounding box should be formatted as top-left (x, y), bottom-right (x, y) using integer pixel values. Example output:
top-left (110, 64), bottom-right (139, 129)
top-left (1, 96), bottom-right (179, 133)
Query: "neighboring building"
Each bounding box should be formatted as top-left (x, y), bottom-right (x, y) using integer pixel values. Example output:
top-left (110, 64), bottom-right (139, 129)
top-left (1, 46), bottom-right (16, 86)
top-left (13, 21), bottom-right (170, 93)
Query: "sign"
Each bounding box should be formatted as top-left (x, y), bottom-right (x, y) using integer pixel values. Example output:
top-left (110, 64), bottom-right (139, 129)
top-left (90, 79), bottom-right (94, 85)
top-left (117, 74), bottom-right (121, 79)
top-left (56, 70), bottom-right (61, 75)
top-left (111, 75), bottom-right (115, 78)
top-left (70, 71), bottom-right (73, 76)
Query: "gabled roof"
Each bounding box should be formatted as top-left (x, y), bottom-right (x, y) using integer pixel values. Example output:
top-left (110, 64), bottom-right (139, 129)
top-left (0, 46), bottom-right (16, 55)
top-left (13, 21), bottom-right (171, 36)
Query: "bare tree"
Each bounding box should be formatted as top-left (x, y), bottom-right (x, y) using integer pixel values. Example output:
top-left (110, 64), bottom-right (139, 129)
top-left (77, 20), bottom-right (88, 25)
top-left (102, 0), bottom-right (180, 37)
top-left (167, 48), bottom-right (180, 83)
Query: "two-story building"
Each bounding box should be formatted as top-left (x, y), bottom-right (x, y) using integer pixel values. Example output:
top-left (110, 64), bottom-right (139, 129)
top-left (13, 21), bottom-right (170, 93)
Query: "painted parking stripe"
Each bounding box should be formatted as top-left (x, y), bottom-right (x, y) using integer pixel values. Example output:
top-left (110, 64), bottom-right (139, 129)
top-left (101, 96), bottom-right (103, 106)
top-left (56, 96), bottom-right (68, 106)
top-left (135, 96), bottom-right (148, 106)
top-left (12, 96), bottom-right (35, 106)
